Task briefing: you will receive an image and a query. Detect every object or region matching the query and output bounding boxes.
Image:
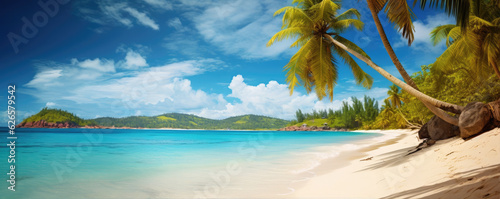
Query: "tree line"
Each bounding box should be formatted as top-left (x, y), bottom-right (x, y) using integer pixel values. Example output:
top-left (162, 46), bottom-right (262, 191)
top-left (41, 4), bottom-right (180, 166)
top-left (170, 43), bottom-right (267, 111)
top-left (291, 96), bottom-right (380, 129)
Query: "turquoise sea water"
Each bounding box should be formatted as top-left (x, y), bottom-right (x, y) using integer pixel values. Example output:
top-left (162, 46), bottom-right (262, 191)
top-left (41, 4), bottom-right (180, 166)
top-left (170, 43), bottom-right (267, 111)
top-left (1, 128), bottom-right (380, 198)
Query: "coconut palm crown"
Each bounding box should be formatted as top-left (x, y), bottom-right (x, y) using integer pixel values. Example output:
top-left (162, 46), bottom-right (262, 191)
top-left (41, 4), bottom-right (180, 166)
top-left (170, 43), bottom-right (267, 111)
top-left (387, 84), bottom-right (402, 108)
top-left (267, 0), bottom-right (373, 101)
top-left (430, 0), bottom-right (500, 79)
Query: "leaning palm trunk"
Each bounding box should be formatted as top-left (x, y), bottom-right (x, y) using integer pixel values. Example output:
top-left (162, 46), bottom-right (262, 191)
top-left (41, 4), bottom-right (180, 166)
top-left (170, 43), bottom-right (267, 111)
top-left (324, 34), bottom-right (460, 125)
top-left (366, 0), bottom-right (463, 116)
top-left (366, 0), bottom-right (419, 90)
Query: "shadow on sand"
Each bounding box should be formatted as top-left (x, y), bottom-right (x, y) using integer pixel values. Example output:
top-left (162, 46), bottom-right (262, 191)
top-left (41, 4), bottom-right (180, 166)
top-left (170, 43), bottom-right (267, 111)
top-left (380, 164), bottom-right (500, 199)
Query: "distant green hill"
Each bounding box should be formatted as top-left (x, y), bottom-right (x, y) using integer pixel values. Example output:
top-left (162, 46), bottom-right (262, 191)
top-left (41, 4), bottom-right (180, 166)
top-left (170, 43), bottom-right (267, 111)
top-left (21, 108), bottom-right (289, 129)
top-left (91, 113), bottom-right (289, 129)
top-left (21, 108), bottom-right (96, 126)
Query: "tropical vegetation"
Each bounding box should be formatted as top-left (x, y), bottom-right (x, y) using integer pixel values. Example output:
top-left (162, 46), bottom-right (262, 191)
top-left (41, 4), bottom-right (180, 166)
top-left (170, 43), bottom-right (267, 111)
top-left (269, 0), bottom-right (499, 135)
top-left (21, 109), bottom-right (289, 130)
top-left (22, 108), bottom-right (96, 126)
top-left (368, 64), bottom-right (500, 129)
top-left (93, 113), bottom-right (289, 129)
top-left (290, 96), bottom-right (380, 129)
top-left (431, 0), bottom-right (500, 79)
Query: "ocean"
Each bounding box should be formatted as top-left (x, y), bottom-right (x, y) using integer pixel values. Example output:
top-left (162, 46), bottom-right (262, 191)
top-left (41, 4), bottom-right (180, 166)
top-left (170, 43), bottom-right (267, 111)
top-left (1, 128), bottom-right (381, 198)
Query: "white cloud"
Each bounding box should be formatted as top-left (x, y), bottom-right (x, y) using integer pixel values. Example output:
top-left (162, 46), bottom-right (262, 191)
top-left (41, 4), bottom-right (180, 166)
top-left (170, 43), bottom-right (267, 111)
top-left (196, 75), bottom-right (379, 120)
top-left (394, 13), bottom-right (455, 52)
top-left (72, 58), bottom-right (116, 73)
top-left (143, 0), bottom-right (173, 10)
top-left (77, 2), bottom-right (160, 30)
top-left (46, 102), bottom-right (56, 107)
top-left (187, 0), bottom-right (293, 59)
top-left (25, 69), bottom-right (62, 87)
top-left (24, 57), bottom-right (228, 118)
top-left (25, 58), bottom-right (389, 120)
top-left (123, 7), bottom-right (160, 30)
top-left (101, 3), bottom-right (133, 27)
top-left (1, 110), bottom-right (35, 125)
top-left (118, 50), bottom-right (149, 69)
top-left (167, 17), bottom-right (188, 32)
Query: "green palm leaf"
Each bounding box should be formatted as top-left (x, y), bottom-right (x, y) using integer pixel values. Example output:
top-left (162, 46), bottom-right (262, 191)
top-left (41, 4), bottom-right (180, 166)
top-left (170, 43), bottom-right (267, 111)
top-left (269, 0), bottom-right (371, 100)
top-left (430, 24), bottom-right (456, 46)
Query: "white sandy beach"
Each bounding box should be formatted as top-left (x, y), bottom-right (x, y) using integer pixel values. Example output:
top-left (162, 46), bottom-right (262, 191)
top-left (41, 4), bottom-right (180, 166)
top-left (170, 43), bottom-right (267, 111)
top-left (291, 128), bottom-right (500, 198)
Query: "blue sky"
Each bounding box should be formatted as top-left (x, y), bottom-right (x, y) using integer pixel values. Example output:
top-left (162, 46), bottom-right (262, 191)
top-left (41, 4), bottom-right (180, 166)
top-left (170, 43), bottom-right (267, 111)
top-left (0, 0), bottom-right (454, 122)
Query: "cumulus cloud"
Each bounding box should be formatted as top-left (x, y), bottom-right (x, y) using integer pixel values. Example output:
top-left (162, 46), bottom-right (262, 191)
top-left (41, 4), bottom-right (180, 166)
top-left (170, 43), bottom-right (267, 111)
top-left (24, 52), bottom-right (389, 120)
top-left (118, 50), bottom-right (149, 69)
top-left (196, 75), bottom-right (372, 120)
top-left (72, 58), bottom-right (116, 73)
top-left (24, 55), bottom-right (228, 118)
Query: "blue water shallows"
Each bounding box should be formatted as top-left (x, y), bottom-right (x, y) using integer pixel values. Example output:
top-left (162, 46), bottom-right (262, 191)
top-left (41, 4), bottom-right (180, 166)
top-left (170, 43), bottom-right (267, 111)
top-left (0, 128), bottom-right (380, 198)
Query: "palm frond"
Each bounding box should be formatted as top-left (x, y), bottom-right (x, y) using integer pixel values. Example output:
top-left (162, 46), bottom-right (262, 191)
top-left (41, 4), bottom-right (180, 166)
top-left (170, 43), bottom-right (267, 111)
top-left (445, 26), bottom-right (462, 46)
top-left (276, 6), bottom-right (313, 29)
top-left (336, 8), bottom-right (361, 21)
top-left (267, 27), bottom-right (310, 47)
top-left (310, 0), bottom-right (340, 22)
top-left (308, 36), bottom-right (336, 100)
top-left (430, 24), bottom-right (455, 46)
top-left (290, 35), bottom-right (313, 48)
top-left (414, 0), bottom-right (470, 31)
top-left (469, 16), bottom-right (493, 29)
top-left (284, 37), bottom-right (316, 95)
top-left (332, 44), bottom-right (373, 89)
top-left (483, 33), bottom-right (500, 65)
top-left (332, 19), bottom-right (364, 32)
top-left (292, 0), bottom-right (315, 9)
top-left (368, 0), bottom-right (389, 13)
top-left (333, 35), bottom-right (371, 60)
top-left (385, 0), bottom-right (416, 45)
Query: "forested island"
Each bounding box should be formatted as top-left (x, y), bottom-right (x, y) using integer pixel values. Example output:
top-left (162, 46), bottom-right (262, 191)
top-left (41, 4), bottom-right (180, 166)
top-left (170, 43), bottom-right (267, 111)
top-left (16, 108), bottom-right (289, 130)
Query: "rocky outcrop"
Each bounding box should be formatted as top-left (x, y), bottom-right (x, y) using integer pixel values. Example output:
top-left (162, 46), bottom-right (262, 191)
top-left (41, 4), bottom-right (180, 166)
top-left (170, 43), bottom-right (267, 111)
top-left (418, 122), bottom-right (430, 139)
top-left (278, 125), bottom-right (310, 131)
top-left (459, 102), bottom-right (492, 139)
top-left (278, 125), bottom-right (346, 131)
top-left (16, 120), bottom-right (80, 128)
top-left (428, 115), bottom-right (460, 140)
top-left (419, 116), bottom-right (460, 140)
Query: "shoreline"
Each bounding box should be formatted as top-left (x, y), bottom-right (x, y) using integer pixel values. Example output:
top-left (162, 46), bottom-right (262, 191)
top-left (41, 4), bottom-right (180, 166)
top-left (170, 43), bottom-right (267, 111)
top-left (289, 128), bottom-right (500, 198)
top-left (276, 129), bottom-right (409, 197)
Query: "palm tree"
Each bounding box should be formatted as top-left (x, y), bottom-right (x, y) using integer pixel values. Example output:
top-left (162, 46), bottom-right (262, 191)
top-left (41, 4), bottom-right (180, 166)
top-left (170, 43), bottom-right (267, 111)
top-left (387, 84), bottom-right (402, 108)
top-left (268, 0), bottom-right (373, 101)
top-left (365, 0), bottom-right (419, 90)
top-left (364, 0), bottom-right (473, 88)
top-left (268, 0), bottom-right (462, 125)
top-left (364, 0), bottom-right (469, 123)
top-left (431, 0), bottom-right (500, 79)
top-left (378, 99), bottom-right (394, 129)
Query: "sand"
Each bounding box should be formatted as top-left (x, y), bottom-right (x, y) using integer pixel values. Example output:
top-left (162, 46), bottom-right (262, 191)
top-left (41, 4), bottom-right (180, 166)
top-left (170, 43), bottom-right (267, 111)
top-left (291, 128), bottom-right (500, 198)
